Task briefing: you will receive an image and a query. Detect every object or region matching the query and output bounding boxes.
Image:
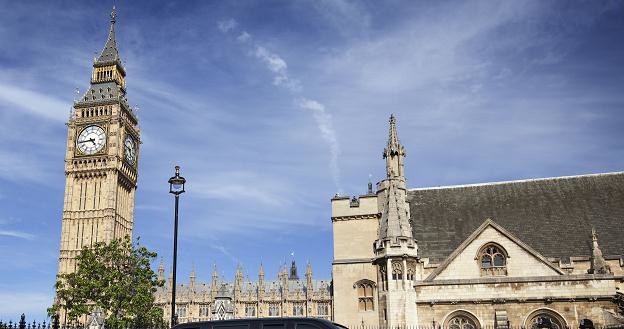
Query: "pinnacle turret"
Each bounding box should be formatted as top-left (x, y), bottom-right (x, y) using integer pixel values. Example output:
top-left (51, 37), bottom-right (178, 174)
top-left (589, 227), bottom-right (611, 274)
top-left (377, 114), bottom-right (412, 240)
top-left (383, 114), bottom-right (406, 178)
top-left (289, 260), bottom-right (299, 280)
top-left (157, 258), bottom-right (165, 281)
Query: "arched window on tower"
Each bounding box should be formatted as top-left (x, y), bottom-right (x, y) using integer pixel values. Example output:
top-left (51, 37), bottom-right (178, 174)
top-left (379, 264), bottom-right (387, 291)
top-left (391, 261), bottom-right (403, 280)
top-left (477, 243), bottom-right (508, 276)
top-left (354, 279), bottom-right (375, 311)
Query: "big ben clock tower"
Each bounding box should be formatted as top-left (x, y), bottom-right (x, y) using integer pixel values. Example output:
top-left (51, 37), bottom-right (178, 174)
top-left (58, 8), bottom-right (140, 275)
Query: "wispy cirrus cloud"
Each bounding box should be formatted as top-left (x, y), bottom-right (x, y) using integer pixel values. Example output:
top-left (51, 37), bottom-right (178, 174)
top-left (0, 82), bottom-right (69, 123)
top-left (0, 229), bottom-right (35, 240)
top-left (217, 19), bottom-right (342, 192)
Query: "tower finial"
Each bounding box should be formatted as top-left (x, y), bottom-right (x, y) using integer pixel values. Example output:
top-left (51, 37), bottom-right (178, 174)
top-left (110, 6), bottom-right (116, 24)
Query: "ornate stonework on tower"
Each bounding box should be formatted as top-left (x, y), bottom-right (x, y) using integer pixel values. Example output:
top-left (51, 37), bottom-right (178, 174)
top-left (57, 7), bottom-right (140, 276)
top-left (373, 114), bottom-right (419, 328)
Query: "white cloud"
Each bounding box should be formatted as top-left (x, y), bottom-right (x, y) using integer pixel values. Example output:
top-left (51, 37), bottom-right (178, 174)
top-left (218, 20), bottom-right (343, 191)
top-left (237, 31), bottom-right (251, 43)
top-left (298, 98), bottom-right (342, 192)
top-left (190, 171), bottom-right (289, 208)
top-left (0, 229), bottom-right (35, 240)
top-left (0, 82), bottom-right (69, 122)
top-left (217, 18), bottom-right (238, 33)
top-left (253, 46), bottom-right (301, 92)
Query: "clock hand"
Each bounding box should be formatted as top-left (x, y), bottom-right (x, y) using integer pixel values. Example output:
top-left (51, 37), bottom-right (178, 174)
top-left (78, 138), bottom-right (96, 144)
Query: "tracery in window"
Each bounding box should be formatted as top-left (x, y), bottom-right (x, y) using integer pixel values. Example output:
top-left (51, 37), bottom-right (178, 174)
top-left (354, 280), bottom-right (375, 311)
top-left (444, 311), bottom-right (480, 329)
top-left (407, 262), bottom-right (416, 281)
top-left (391, 261), bottom-right (403, 281)
top-left (478, 243), bottom-right (508, 276)
top-left (525, 309), bottom-right (566, 329)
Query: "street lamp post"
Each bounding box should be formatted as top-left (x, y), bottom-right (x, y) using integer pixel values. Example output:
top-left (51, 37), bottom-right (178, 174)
top-left (168, 166), bottom-right (186, 327)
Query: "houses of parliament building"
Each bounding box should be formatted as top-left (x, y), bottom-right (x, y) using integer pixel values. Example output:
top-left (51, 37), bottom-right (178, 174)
top-left (56, 9), bottom-right (624, 328)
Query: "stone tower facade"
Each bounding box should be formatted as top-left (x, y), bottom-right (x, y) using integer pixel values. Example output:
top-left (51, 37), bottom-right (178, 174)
top-left (331, 115), bottom-right (418, 327)
top-left (57, 8), bottom-right (139, 275)
top-left (373, 114), bottom-right (419, 327)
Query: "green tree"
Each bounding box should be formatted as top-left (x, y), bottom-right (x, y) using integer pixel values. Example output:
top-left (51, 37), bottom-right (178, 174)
top-left (48, 237), bottom-right (165, 328)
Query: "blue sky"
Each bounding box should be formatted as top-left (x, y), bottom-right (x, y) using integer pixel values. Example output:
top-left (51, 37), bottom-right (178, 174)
top-left (1, 0), bottom-right (623, 321)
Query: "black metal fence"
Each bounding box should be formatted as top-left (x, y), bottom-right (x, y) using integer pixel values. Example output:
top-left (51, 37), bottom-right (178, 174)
top-left (2, 315), bottom-right (623, 329)
top-left (347, 324), bottom-right (624, 329)
top-left (0, 315), bottom-right (169, 329)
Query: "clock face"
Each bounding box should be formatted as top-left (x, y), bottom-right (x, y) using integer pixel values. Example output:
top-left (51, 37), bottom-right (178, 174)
top-left (124, 135), bottom-right (136, 165)
top-left (77, 125), bottom-right (106, 155)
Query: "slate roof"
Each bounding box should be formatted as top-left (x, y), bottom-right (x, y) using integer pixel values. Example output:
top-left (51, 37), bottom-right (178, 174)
top-left (407, 172), bottom-right (624, 263)
top-left (96, 8), bottom-right (121, 66)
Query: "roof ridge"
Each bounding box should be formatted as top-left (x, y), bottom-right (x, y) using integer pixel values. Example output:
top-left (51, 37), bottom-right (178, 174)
top-left (408, 171), bottom-right (624, 191)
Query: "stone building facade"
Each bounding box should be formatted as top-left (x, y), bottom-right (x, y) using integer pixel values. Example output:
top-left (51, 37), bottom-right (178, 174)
top-left (154, 261), bottom-right (332, 323)
top-left (332, 115), bottom-right (624, 328)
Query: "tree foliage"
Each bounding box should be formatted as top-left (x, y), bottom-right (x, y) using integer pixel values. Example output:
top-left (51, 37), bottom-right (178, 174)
top-left (49, 238), bottom-right (165, 328)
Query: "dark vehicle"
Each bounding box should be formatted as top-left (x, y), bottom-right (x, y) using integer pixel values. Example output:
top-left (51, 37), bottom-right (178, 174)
top-left (173, 318), bottom-right (347, 329)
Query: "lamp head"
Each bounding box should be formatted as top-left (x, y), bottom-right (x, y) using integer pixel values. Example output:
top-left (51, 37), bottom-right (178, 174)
top-left (168, 165), bottom-right (186, 195)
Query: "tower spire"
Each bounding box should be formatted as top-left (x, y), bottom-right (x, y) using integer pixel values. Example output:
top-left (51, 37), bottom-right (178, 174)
top-left (96, 6), bottom-right (121, 65)
top-left (383, 114), bottom-right (406, 178)
top-left (377, 114), bottom-right (411, 240)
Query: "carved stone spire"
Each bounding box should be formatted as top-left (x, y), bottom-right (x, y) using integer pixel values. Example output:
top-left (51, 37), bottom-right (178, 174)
top-left (383, 114), bottom-right (406, 178)
top-left (235, 264), bottom-right (243, 292)
top-left (189, 264), bottom-right (196, 290)
top-left (258, 262), bottom-right (265, 297)
top-left (305, 261), bottom-right (313, 294)
top-left (377, 114), bottom-right (412, 240)
top-left (157, 258), bottom-right (165, 281)
top-left (211, 264), bottom-right (219, 295)
top-left (589, 227), bottom-right (611, 274)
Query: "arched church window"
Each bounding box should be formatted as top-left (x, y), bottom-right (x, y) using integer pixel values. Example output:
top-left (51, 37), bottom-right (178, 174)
top-left (525, 309), bottom-right (566, 329)
top-left (379, 265), bottom-right (387, 291)
top-left (478, 243), bottom-right (508, 276)
top-left (391, 261), bottom-right (403, 280)
top-left (444, 311), bottom-right (480, 329)
top-left (354, 279), bottom-right (375, 311)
